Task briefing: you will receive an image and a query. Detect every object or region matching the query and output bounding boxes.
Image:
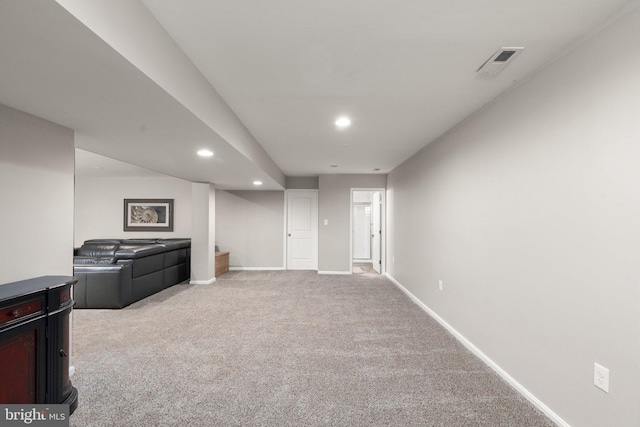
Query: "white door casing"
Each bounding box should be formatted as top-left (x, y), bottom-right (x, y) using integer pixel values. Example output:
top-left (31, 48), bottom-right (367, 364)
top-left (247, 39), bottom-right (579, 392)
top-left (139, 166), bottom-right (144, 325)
top-left (286, 190), bottom-right (318, 270)
top-left (372, 191), bottom-right (382, 273)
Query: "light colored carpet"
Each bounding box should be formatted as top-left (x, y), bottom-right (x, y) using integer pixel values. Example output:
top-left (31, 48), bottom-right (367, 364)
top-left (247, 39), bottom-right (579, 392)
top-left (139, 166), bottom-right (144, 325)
top-left (69, 271), bottom-right (555, 426)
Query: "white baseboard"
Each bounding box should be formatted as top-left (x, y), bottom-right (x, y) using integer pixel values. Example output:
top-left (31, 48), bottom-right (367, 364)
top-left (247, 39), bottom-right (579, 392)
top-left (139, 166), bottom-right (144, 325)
top-left (229, 266), bottom-right (286, 271)
top-left (189, 277), bottom-right (216, 285)
top-left (318, 271), bottom-right (352, 275)
top-left (385, 273), bottom-right (570, 427)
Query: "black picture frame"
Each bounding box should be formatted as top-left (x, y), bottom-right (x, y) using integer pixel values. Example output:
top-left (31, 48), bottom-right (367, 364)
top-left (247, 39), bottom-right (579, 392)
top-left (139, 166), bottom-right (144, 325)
top-left (123, 199), bottom-right (174, 232)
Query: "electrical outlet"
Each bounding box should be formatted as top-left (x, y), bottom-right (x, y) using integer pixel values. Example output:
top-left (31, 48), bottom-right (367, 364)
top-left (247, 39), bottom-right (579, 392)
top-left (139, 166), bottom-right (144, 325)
top-left (392, 256), bottom-right (395, 263)
top-left (594, 363), bottom-right (609, 393)
top-left (439, 280), bottom-right (443, 291)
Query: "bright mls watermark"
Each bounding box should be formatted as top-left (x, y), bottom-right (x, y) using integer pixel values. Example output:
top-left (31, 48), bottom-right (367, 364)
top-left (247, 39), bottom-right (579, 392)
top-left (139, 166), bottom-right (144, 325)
top-left (0, 405), bottom-right (69, 427)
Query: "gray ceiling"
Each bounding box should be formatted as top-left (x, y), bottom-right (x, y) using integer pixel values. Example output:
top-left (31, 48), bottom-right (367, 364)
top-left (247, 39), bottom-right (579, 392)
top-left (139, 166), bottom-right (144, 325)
top-left (1, 0), bottom-right (637, 189)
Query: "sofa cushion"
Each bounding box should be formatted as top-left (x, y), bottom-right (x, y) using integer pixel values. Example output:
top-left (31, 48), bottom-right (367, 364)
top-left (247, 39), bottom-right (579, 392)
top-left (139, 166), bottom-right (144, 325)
top-left (127, 253), bottom-right (164, 278)
top-left (163, 249), bottom-right (179, 267)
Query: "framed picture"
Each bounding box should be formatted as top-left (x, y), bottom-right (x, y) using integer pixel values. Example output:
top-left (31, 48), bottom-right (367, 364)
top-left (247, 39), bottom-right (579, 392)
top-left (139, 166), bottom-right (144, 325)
top-left (124, 199), bottom-right (174, 232)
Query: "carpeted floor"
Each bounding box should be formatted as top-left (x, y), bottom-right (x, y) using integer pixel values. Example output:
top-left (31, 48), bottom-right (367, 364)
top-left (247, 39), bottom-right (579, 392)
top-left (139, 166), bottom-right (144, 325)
top-left (69, 271), bottom-right (556, 426)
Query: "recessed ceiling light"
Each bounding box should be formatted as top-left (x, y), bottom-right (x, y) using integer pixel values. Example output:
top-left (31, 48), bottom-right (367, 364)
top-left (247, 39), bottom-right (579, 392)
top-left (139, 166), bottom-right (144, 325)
top-left (335, 117), bottom-right (351, 128)
top-left (253, 180), bottom-right (263, 186)
top-left (197, 149), bottom-right (214, 157)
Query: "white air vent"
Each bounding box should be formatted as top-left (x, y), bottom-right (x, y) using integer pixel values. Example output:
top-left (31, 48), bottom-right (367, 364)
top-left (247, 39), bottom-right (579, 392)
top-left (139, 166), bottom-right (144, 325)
top-left (476, 47), bottom-right (524, 76)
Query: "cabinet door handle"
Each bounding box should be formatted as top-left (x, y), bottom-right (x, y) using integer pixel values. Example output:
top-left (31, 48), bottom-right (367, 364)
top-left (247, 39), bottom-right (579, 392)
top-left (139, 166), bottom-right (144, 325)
top-left (60, 350), bottom-right (68, 357)
top-left (12, 309), bottom-right (22, 318)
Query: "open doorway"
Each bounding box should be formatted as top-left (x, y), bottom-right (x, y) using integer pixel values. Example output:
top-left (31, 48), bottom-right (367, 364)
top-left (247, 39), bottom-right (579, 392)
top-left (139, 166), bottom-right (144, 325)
top-left (351, 189), bottom-right (385, 275)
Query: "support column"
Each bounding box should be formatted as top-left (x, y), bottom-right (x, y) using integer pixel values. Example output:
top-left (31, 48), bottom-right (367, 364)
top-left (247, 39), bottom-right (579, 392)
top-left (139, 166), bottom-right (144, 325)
top-left (190, 182), bottom-right (216, 284)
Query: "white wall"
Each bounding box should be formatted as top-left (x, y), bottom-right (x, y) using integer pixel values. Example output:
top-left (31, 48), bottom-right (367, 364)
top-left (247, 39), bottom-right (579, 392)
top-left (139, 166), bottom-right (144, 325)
top-left (286, 176), bottom-right (319, 189)
top-left (215, 190), bottom-right (285, 269)
top-left (387, 8), bottom-right (640, 427)
top-left (318, 175), bottom-right (386, 272)
top-left (190, 183), bottom-right (216, 284)
top-left (0, 104), bottom-right (74, 284)
top-left (74, 175), bottom-right (192, 246)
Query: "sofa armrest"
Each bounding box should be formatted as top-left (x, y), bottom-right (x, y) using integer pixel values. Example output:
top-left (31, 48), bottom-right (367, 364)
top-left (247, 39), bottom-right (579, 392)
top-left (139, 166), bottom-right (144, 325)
top-left (115, 244), bottom-right (166, 260)
top-left (73, 264), bottom-right (132, 309)
top-left (73, 256), bottom-right (116, 264)
top-left (157, 238), bottom-right (191, 250)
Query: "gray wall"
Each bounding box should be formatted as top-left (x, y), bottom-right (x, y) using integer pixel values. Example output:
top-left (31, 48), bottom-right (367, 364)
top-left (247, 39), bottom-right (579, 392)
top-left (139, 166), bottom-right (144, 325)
top-left (286, 176), bottom-right (319, 189)
top-left (74, 175), bottom-right (192, 246)
top-left (318, 174), bottom-right (386, 272)
top-left (215, 190), bottom-right (285, 269)
top-left (0, 104), bottom-right (74, 284)
top-left (386, 8), bottom-right (640, 427)
top-left (74, 170), bottom-right (286, 270)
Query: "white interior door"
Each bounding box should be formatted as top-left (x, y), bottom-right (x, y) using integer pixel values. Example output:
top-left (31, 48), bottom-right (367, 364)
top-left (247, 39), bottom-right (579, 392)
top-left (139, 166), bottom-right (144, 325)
top-left (286, 190), bottom-right (318, 270)
top-left (371, 191), bottom-right (382, 273)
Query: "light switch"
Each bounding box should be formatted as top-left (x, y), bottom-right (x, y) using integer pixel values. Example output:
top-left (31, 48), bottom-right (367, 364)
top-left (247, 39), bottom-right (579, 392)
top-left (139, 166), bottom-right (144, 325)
top-left (324, 219), bottom-right (329, 225)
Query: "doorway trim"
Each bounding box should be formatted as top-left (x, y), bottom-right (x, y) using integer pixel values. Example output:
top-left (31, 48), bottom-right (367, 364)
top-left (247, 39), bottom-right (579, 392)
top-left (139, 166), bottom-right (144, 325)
top-left (350, 188), bottom-right (385, 275)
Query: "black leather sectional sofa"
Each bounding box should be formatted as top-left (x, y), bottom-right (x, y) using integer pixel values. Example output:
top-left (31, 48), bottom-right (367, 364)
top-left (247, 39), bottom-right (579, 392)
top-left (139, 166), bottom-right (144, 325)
top-left (73, 238), bottom-right (190, 309)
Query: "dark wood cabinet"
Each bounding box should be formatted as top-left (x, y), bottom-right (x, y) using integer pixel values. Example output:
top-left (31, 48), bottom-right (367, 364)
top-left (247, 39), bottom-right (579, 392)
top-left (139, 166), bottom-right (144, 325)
top-left (0, 276), bottom-right (78, 414)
